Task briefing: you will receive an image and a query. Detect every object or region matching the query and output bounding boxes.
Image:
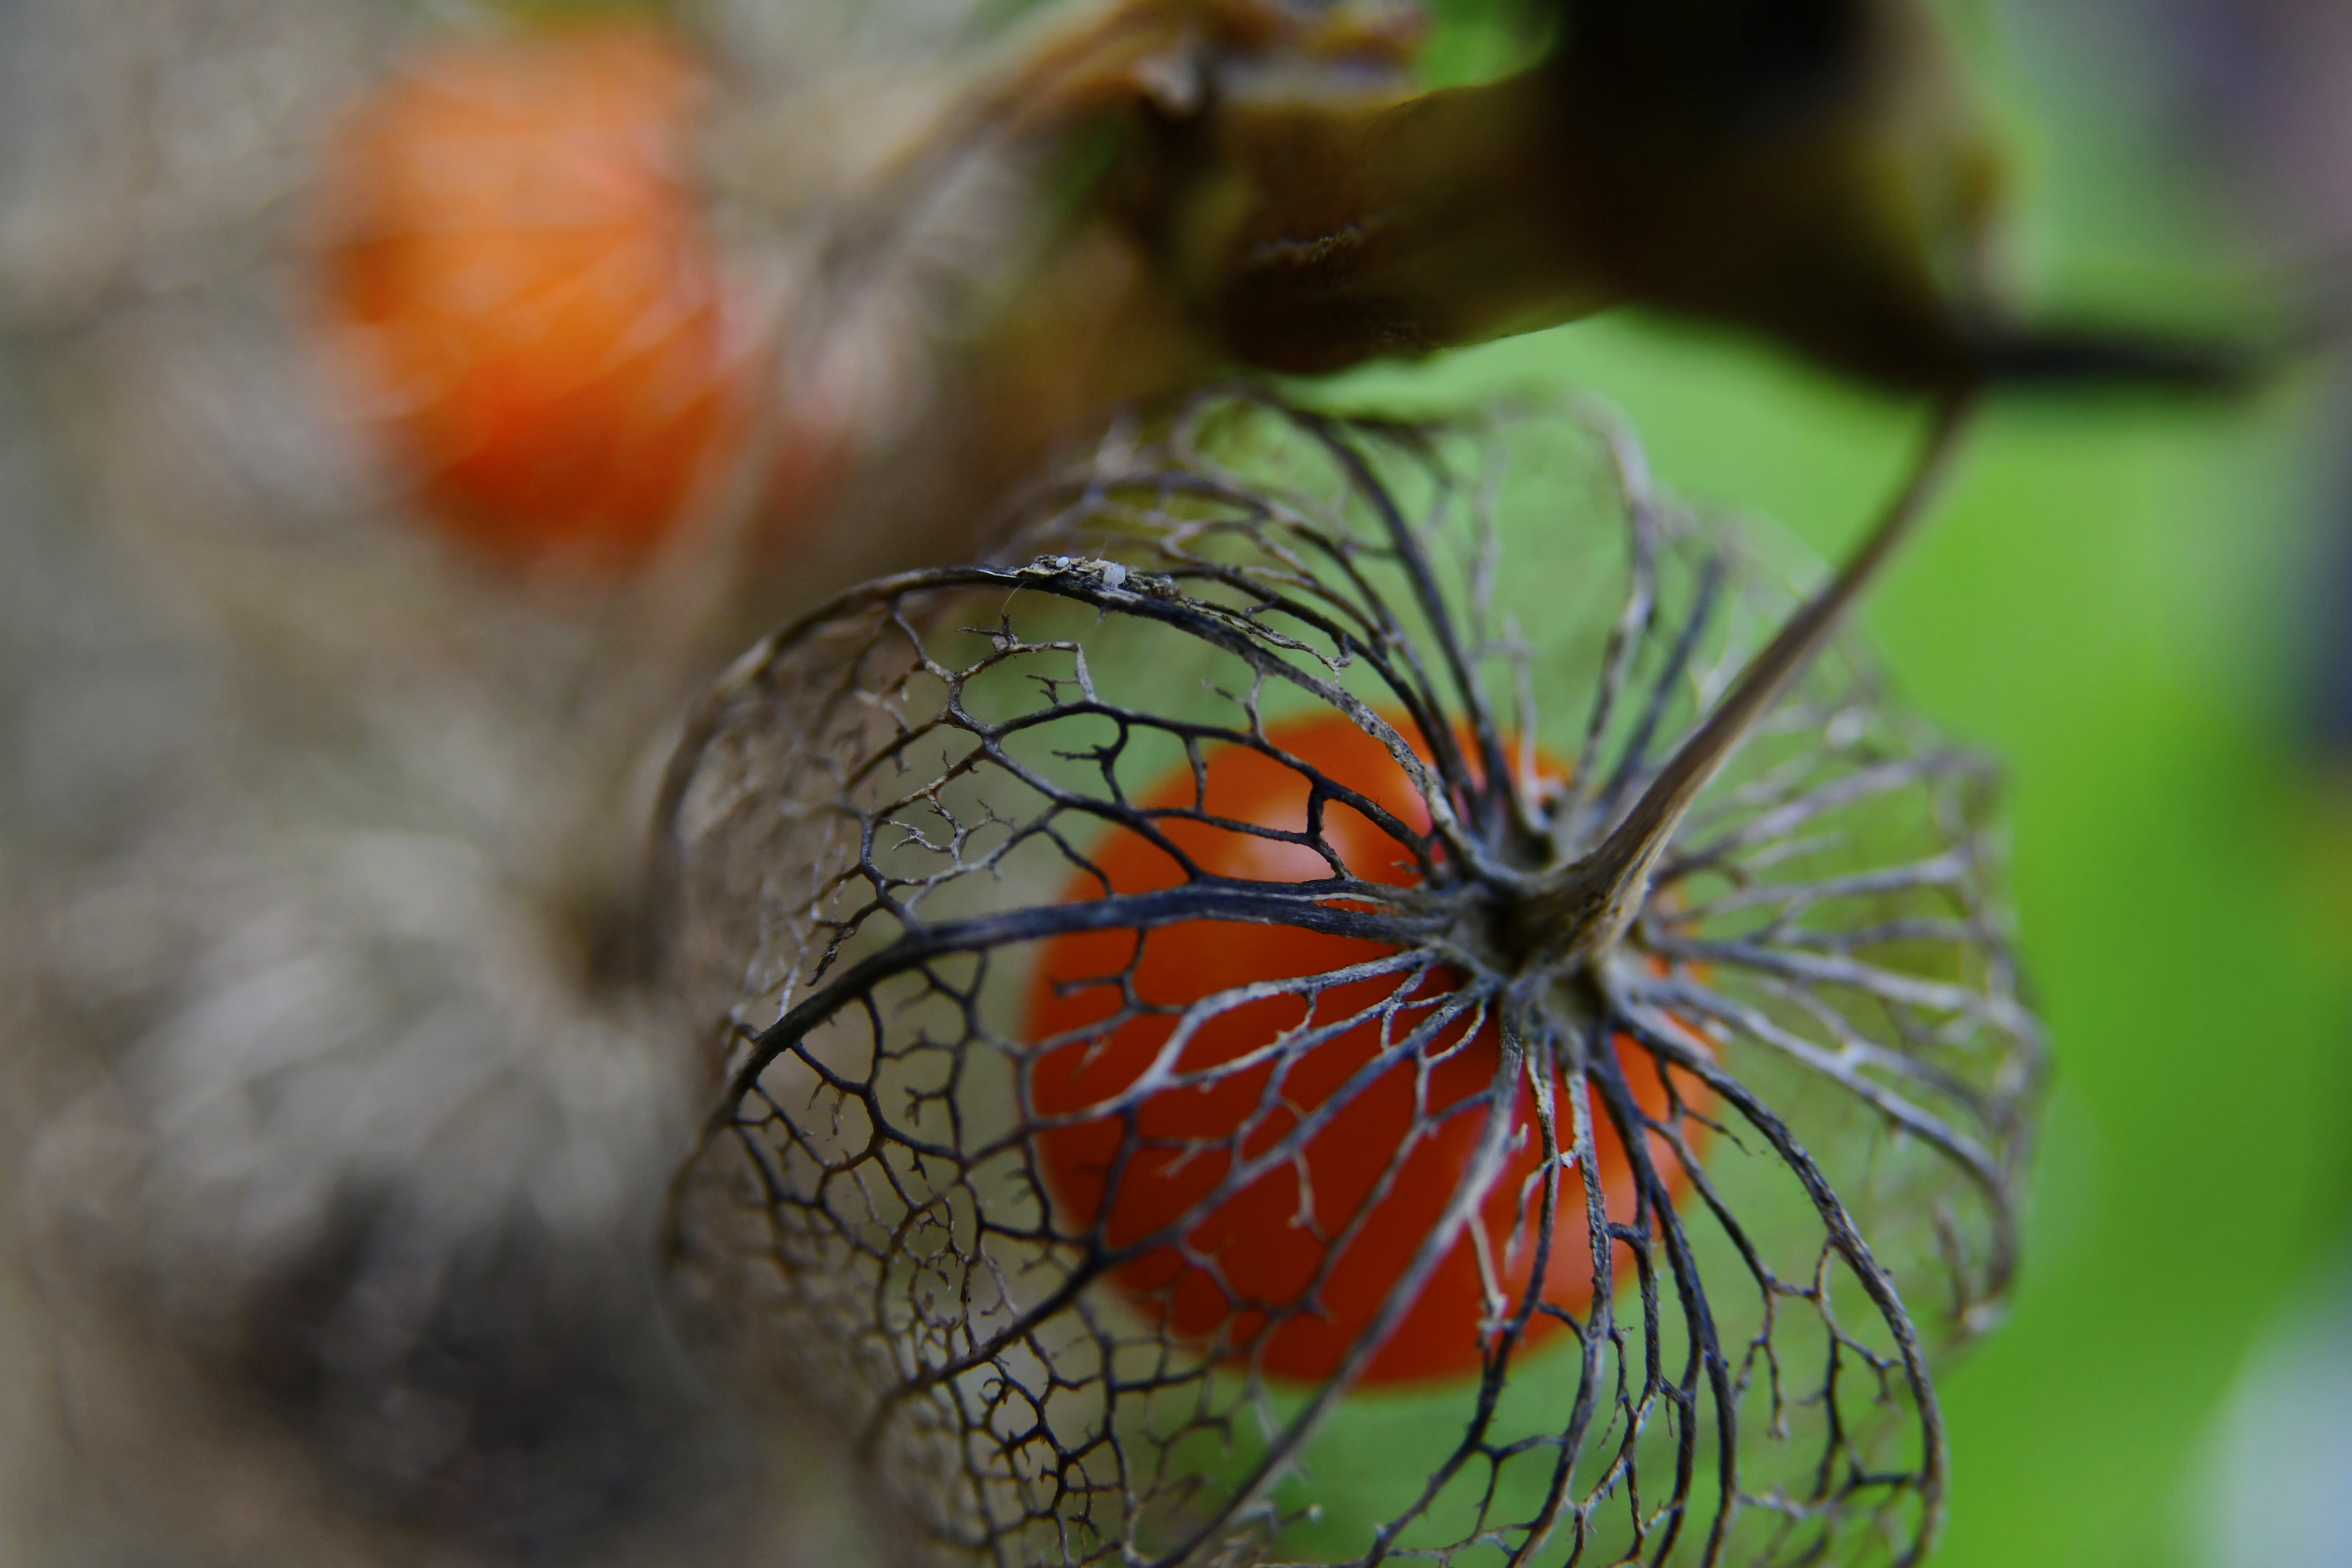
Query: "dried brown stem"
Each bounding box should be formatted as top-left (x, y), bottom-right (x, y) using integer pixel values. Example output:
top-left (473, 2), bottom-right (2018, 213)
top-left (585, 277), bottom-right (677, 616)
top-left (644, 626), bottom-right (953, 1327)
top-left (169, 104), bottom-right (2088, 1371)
top-left (1511, 394), bottom-right (1975, 969)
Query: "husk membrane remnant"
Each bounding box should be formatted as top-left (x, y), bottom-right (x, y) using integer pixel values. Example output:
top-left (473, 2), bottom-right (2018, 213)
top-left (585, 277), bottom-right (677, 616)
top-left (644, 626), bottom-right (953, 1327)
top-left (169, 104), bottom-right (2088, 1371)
top-left (661, 391), bottom-right (2044, 1568)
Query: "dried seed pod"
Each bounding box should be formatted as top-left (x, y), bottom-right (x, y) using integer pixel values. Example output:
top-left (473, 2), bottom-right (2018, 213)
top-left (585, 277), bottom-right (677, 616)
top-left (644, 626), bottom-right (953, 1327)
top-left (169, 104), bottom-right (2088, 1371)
top-left (659, 389), bottom-right (2043, 1567)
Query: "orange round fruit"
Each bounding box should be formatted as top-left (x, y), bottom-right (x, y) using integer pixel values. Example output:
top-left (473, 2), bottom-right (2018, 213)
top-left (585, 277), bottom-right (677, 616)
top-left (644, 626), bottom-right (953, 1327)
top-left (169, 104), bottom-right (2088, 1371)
top-left (1026, 712), bottom-right (1701, 1387)
top-left (316, 21), bottom-right (750, 570)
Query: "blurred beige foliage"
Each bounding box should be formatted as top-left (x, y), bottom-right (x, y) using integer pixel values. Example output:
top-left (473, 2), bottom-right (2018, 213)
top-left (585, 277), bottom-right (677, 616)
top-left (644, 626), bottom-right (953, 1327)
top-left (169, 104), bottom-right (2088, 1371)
top-left (0, 0), bottom-right (1050, 1561)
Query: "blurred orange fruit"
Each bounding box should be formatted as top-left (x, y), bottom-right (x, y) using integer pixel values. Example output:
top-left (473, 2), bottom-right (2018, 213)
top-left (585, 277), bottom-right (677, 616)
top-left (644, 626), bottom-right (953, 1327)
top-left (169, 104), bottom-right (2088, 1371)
top-left (316, 20), bottom-right (756, 572)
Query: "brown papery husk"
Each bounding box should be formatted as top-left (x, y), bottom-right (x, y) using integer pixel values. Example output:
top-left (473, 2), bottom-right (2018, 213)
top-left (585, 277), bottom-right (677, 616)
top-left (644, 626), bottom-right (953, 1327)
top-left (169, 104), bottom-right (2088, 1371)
top-left (658, 388), bottom-right (2042, 1568)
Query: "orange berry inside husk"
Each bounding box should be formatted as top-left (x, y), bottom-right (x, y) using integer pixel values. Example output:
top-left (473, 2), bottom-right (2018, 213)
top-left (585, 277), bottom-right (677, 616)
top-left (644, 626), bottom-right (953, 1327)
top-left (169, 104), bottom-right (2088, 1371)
top-left (1026, 712), bottom-right (1706, 1388)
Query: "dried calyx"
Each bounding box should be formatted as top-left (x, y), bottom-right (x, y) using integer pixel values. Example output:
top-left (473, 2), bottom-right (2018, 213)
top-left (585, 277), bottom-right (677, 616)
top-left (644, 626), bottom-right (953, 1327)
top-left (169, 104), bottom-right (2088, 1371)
top-left (1505, 396), bottom-right (1972, 976)
top-left (658, 388), bottom-right (2040, 1568)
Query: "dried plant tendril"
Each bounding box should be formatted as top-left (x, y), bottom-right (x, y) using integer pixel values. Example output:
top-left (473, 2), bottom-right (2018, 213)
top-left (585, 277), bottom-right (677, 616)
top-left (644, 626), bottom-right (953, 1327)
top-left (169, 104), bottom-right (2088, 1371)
top-left (658, 390), bottom-right (2044, 1567)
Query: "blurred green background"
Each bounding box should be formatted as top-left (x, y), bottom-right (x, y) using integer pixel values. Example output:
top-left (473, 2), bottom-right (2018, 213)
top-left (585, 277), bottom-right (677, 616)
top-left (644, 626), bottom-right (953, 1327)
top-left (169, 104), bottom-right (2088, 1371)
top-left (1337, 1), bottom-right (2352, 1561)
